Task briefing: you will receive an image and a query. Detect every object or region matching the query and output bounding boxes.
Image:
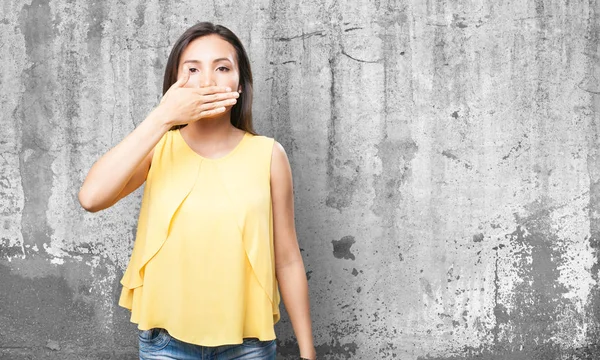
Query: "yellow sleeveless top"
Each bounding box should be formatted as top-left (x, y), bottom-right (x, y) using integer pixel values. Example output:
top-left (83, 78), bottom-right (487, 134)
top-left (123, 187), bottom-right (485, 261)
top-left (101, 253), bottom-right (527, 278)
top-left (118, 129), bottom-right (281, 346)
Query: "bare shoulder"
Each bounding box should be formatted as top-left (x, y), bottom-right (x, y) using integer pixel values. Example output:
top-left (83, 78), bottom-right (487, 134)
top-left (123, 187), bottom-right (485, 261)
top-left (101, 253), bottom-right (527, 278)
top-left (271, 141), bottom-right (290, 168)
top-left (270, 140), bottom-right (292, 185)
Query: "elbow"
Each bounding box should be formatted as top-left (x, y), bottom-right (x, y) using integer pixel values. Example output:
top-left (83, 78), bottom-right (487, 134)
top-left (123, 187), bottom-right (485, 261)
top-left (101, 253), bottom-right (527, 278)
top-left (78, 188), bottom-right (103, 213)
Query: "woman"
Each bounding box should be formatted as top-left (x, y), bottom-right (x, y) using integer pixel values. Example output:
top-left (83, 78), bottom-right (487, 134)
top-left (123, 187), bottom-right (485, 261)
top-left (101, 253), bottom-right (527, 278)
top-left (79, 22), bottom-right (316, 360)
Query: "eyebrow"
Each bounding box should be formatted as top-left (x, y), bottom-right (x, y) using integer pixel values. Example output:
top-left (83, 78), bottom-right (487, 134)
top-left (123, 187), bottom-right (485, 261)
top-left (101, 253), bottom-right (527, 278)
top-left (183, 58), bottom-right (232, 64)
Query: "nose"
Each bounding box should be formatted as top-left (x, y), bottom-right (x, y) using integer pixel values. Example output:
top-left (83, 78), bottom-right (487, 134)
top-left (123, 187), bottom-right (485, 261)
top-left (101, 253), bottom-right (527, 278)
top-left (198, 70), bottom-right (216, 88)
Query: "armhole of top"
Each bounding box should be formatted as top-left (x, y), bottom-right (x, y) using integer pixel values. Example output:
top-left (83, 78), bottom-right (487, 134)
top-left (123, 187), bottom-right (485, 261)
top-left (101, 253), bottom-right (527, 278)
top-left (147, 130), bottom-right (170, 181)
top-left (267, 137), bottom-right (277, 184)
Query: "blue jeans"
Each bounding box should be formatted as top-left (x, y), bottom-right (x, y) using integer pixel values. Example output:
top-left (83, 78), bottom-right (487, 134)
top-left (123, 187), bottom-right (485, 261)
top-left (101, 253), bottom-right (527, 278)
top-left (138, 328), bottom-right (276, 360)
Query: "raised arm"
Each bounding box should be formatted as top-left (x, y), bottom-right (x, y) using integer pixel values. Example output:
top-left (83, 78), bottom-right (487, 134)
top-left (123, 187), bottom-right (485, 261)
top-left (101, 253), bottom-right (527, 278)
top-left (271, 141), bottom-right (316, 359)
top-left (78, 65), bottom-right (238, 212)
top-left (77, 109), bottom-right (168, 213)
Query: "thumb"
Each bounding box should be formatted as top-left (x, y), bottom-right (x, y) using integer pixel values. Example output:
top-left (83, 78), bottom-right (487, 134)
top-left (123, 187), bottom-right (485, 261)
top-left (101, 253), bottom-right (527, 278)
top-left (173, 64), bottom-right (190, 88)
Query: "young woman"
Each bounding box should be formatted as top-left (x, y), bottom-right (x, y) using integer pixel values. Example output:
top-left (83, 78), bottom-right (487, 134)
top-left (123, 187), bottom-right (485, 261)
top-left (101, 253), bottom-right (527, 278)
top-left (79, 22), bottom-right (316, 360)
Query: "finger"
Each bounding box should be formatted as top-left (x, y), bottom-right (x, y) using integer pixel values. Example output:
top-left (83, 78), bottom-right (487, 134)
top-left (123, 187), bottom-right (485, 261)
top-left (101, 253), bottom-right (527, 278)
top-left (191, 86), bottom-right (233, 96)
top-left (199, 91), bottom-right (240, 103)
top-left (195, 107), bottom-right (227, 120)
top-left (173, 64), bottom-right (191, 88)
top-left (198, 98), bottom-right (238, 112)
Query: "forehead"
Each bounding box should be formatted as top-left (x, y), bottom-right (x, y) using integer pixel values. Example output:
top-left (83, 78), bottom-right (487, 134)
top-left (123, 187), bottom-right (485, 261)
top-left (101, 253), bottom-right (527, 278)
top-left (180, 34), bottom-right (237, 63)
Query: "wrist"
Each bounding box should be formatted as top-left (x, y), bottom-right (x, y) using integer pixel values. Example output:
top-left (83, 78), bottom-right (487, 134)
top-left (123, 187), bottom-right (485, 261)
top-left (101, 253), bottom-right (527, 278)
top-left (299, 347), bottom-right (316, 360)
top-left (148, 105), bottom-right (173, 131)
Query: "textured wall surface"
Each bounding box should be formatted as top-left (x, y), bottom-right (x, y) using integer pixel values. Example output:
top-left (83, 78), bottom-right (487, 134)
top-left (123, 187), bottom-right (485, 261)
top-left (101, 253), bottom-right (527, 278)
top-left (1, 0), bottom-right (599, 359)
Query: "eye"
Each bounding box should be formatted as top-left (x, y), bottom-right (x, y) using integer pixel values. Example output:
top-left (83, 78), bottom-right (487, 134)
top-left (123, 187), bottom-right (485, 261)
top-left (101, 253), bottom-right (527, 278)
top-left (216, 66), bottom-right (230, 72)
top-left (189, 67), bottom-right (199, 73)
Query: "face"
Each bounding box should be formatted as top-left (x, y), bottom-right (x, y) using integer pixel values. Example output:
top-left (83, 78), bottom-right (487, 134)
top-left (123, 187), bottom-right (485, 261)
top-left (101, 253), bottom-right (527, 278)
top-left (178, 34), bottom-right (241, 92)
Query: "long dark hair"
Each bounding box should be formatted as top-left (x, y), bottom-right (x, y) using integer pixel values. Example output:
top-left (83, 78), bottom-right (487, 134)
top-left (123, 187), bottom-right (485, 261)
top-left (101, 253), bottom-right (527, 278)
top-left (163, 22), bottom-right (255, 134)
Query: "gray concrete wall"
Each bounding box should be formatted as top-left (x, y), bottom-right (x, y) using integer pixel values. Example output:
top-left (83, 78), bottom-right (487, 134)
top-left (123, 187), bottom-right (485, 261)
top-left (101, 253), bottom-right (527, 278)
top-left (1, 0), bottom-right (599, 359)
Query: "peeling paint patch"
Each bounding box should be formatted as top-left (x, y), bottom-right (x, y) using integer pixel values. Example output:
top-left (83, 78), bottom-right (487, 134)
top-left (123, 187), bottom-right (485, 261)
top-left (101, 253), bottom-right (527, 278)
top-left (420, 201), bottom-right (586, 358)
top-left (325, 158), bottom-right (360, 211)
top-left (503, 210), bottom-right (572, 345)
top-left (50, 257), bottom-right (64, 265)
top-left (420, 277), bottom-right (435, 300)
top-left (372, 139), bottom-right (418, 227)
top-left (324, 46), bottom-right (361, 212)
top-left (332, 235), bottom-right (356, 260)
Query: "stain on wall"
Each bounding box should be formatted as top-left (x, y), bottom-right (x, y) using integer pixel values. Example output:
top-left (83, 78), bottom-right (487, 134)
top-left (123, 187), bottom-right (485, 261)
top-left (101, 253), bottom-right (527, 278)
top-left (332, 235), bottom-right (356, 260)
top-left (1, 0), bottom-right (599, 359)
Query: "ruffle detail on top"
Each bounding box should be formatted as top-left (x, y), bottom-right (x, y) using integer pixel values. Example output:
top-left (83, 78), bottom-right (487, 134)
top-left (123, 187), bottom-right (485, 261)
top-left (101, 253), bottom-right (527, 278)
top-left (211, 139), bottom-right (281, 322)
top-left (119, 131), bottom-right (202, 308)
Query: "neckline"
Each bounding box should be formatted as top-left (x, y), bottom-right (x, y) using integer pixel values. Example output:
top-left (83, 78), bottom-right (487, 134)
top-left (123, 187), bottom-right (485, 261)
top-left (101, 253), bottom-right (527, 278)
top-left (176, 129), bottom-right (249, 162)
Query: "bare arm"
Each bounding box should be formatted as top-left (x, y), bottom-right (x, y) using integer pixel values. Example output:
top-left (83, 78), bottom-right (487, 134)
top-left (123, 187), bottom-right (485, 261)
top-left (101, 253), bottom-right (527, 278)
top-left (78, 110), bottom-right (169, 212)
top-left (271, 141), bottom-right (316, 360)
top-left (78, 65), bottom-right (239, 212)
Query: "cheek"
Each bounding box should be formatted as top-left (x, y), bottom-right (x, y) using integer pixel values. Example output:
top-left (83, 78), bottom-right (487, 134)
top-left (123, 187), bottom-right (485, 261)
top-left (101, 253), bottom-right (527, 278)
top-left (183, 73), bottom-right (201, 88)
top-left (223, 78), bottom-right (239, 88)
top-left (218, 71), bottom-right (239, 86)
